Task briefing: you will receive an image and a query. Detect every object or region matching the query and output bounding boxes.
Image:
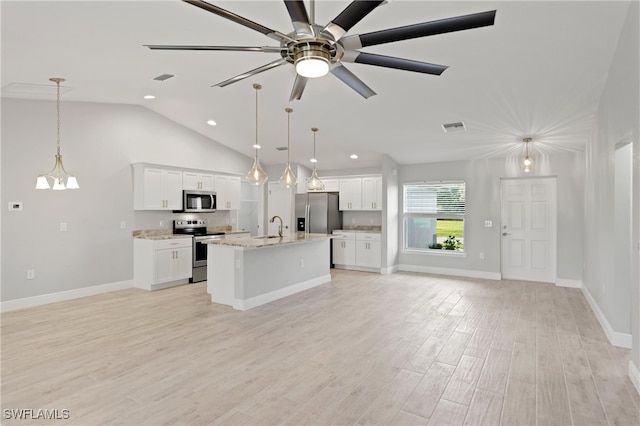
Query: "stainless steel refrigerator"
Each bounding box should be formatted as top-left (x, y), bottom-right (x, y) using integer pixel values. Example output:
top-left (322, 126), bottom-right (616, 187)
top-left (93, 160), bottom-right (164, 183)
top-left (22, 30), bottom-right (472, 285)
top-left (295, 192), bottom-right (342, 234)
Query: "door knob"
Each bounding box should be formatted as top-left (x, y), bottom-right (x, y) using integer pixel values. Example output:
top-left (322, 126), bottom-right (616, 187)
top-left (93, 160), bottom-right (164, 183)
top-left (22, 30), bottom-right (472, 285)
top-left (502, 232), bottom-right (510, 236)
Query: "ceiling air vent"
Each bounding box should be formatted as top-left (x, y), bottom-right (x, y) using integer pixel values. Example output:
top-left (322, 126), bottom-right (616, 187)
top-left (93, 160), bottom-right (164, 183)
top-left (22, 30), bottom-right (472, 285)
top-left (275, 146), bottom-right (288, 151)
top-left (153, 74), bottom-right (175, 81)
top-left (441, 121), bottom-right (466, 133)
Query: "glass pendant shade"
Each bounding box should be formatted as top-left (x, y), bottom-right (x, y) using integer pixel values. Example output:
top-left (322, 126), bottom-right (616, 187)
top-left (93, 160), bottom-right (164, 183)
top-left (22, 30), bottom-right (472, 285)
top-left (36, 78), bottom-right (79, 190)
top-left (247, 153), bottom-right (268, 185)
top-left (279, 108), bottom-right (297, 188)
top-left (247, 83), bottom-right (268, 185)
top-left (306, 127), bottom-right (324, 191)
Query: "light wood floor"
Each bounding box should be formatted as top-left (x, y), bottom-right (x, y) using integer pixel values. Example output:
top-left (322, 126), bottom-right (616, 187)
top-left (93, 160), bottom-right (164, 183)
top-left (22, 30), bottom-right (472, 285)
top-left (2, 270), bottom-right (639, 425)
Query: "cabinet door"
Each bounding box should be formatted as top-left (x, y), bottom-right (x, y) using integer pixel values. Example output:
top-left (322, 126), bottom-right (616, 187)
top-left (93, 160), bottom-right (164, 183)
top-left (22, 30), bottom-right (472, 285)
top-left (226, 176), bottom-right (241, 210)
top-left (356, 240), bottom-right (381, 268)
top-left (143, 168), bottom-right (166, 210)
top-left (200, 173), bottom-right (215, 191)
top-left (333, 239), bottom-right (346, 264)
top-left (362, 177), bottom-right (382, 210)
top-left (165, 170), bottom-right (184, 210)
top-left (339, 178), bottom-right (362, 210)
top-left (215, 175), bottom-right (229, 210)
top-left (153, 249), bottom-right (175, 283)
top-left (183, 172), bottom-right (201, 190)
top-left (174, 247), bottom-right (193, 280)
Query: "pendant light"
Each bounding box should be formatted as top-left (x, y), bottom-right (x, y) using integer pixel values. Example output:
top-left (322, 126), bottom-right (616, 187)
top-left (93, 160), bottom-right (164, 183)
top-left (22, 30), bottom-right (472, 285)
top-left (36, 77), bottom-right (79, 190)
top-left (279, 108), bottom-right (297, 188)
top-left (522, 137), bottom-right (534, 173)
top-left (307, 127), bottom-right (325, 191)
top-left (246, 83), bottom-right (268, 185)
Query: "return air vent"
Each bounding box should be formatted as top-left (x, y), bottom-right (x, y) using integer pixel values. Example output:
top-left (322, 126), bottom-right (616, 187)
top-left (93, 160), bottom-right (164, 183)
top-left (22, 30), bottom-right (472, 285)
top-left (441, 121), bottom-right (466, 133)
top-left (275, 146), bottom-right (288, 151)
top-left (153, 74), bottom-right (175, 81)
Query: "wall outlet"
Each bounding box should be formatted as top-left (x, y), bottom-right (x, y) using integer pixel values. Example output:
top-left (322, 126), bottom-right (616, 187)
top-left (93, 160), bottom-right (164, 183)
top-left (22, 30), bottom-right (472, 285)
top-left (59, 222), bottom-right (68, 232)
top-left (351, 218), bottom-right (356, 224)
top-left (370, 219), bottom-right (374, 224)
top-left (300, 259), bottom-right (304, 268)
top-left (8, 201), bottom-right (23, 211)
top-left (479, 252), bottom-right (485, 260)
top-left (159, 220), bottom-right (165, 228)
top-left (120, 221), bottom-right (127, 230)
top-left (26, 269), bottom-right (35, 280)
top-left (484, 220), bottom-right (493, 227)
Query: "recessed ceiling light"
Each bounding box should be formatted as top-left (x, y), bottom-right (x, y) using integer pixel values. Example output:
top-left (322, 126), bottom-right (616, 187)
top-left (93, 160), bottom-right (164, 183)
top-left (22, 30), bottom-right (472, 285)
top-left (253, 144), bottom-right (261, 149)
top-left (350, 154), bottom-right (358, 159)
top-left (143, 95), bottom-right (155, 100)
top-left (310, 158), bottom-right (318, 163)
top-left (207, 119), bottom-right (217, 126)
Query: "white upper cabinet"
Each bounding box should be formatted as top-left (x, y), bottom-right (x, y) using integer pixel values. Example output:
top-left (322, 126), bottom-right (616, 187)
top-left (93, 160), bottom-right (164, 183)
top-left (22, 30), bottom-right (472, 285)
top-left (339, 178), bottom-right (363, 210)
top-left (133, 164), bottom-right (183, 210)
top-left (362, 176), bottom-right (382, 211)
top-left (215, 175), bottom-right (241, 210)
top-left (183, 172), bottom-right (215, 191)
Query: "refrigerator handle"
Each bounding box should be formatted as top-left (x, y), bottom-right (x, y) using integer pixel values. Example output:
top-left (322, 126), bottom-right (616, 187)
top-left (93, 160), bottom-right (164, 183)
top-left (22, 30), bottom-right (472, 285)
top-left (305, 204), bottom-right (310, 234)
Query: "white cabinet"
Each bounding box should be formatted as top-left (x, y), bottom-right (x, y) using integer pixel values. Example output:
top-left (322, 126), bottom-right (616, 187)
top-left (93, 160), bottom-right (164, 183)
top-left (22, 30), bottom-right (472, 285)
top-left (134, 238), bottom-right (193, 290)
top-left (362, 176), bottom-right (382, 211)
top-left (183, 172), bottom-right (215, 191)
top-left (332, 232), bottom-right (356, 265)
top-left (215, 175), bottom-right (241, 210)
top-left (133, 164), bottom-right (183, 210)
top-left (356, 233), bottom-right (381, 268)
top-left (332, 231), bottom-right (380, 271)
top-left (339, 178), bottom-right (363, 210)
top-left (309, 178), bottom-right (340, 192)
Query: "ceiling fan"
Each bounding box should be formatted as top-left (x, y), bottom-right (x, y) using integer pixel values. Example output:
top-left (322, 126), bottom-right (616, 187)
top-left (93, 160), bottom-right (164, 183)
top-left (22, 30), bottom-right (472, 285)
top-left (145, 0), bottom-right (496, 101)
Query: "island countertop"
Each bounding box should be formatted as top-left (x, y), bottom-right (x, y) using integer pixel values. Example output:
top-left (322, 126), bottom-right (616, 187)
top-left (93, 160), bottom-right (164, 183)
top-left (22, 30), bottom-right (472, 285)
top-left (205, 232), bottom-right (333, 248)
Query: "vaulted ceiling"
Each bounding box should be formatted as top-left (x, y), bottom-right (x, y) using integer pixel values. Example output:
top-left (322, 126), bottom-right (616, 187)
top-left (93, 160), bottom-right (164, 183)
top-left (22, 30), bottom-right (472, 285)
top-left (1, 1), bottom-right (632, 170)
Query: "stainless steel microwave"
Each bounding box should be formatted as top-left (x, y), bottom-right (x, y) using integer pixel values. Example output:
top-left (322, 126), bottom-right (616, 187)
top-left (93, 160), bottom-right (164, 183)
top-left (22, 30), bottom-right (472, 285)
top-left (176, 190), bottom-right (216, 213)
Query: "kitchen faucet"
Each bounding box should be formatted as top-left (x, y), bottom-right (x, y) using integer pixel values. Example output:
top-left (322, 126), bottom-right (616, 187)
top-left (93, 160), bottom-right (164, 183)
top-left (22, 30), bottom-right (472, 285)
top-left (270, 215), bottom-right (283, 238)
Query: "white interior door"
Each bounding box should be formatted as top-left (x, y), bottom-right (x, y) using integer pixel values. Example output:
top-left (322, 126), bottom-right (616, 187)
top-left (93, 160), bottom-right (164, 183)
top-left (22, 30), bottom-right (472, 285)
top-left (501, 177), bottom-right (557, 283)
top-left (268, 182), bottom-right (292, 236)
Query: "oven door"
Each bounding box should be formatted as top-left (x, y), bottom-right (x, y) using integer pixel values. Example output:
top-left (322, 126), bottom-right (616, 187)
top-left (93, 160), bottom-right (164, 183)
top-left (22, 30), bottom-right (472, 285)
top-left (193, 235), bottom-right (223, 267)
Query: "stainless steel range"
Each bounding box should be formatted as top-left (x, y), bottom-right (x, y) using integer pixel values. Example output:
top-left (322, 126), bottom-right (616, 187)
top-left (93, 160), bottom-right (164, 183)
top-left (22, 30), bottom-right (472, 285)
top-left (173, 220), bottom-right (225, 283)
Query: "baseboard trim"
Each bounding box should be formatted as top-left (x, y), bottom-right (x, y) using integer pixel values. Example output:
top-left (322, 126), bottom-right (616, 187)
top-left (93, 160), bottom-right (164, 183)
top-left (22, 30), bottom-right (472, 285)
top-left (630, 361), bottom-right (640, 396)
top-left (234, 274), bottom-right (331, 311)
top-left (381, 265), bottom-right (399, 275)
top-left (556, 278), bottom-right (583, 288)
top-left (398, 264), bottom-right (501, 280)
top-left (0, 280), bottom-right (134, 313)
top-left (581, 285), bottom-right (632, 348)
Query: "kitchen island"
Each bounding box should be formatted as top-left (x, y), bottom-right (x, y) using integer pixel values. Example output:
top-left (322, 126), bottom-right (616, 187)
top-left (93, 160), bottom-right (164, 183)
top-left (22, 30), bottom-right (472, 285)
top-left (205, 233), bottom-right (333, 310)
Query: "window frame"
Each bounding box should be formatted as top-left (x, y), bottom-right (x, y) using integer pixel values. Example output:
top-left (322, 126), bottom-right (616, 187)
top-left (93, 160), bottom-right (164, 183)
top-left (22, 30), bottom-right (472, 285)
top-left (402, 180), bottom-right (466, 255)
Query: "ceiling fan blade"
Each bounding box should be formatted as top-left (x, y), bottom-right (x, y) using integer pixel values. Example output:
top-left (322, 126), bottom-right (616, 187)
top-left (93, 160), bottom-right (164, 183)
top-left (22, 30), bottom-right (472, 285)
top-left (289, 74), bottom-right (308, 101)
top-left (348, 52), bottom-right (448, 75)
top-left (322, 1), bottom-right (385, 41)
top-left (213, 58), bottom-right (288, 88)
top-left (346, 10), bottom-right (496, 48)
top-left (284, 0), bottom-right (314, 37)
top-left (330, 64), bottom-right (376, 99)
top-left (144, 45), bottom-right (283, 53)
top-left (183, 0), bottom-right (294, 44)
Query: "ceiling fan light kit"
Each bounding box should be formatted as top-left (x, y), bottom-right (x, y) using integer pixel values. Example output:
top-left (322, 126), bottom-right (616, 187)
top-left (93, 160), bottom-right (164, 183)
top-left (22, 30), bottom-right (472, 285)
top-left (147, 0), bottom-right (496, 101)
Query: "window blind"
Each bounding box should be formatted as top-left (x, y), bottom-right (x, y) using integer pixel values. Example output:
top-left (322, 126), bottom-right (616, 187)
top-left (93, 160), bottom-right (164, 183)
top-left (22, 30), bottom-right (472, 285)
top-left (404, 182), bottom-right (465, 215)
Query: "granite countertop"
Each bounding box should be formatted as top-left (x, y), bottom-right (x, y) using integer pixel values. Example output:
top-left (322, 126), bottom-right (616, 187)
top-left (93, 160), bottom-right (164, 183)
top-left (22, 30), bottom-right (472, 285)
top-left (333, 226), bottom-right (382, 233)
top-left (133, 226), bottom-right (249, 240)
top-left (206, 232), bottom-right (334, 248)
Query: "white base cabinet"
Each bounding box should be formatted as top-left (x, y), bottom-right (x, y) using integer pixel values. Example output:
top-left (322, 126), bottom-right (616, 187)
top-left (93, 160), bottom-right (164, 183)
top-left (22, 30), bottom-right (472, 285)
top-left (134, 238), bottom-right (192, 290)
top-left (332, 231), bottom-right (381, 272)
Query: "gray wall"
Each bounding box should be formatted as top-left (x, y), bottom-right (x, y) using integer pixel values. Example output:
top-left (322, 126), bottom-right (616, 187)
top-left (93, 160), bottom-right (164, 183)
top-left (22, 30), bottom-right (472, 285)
top-left (1, 99), bottom-right (251, 302)
top-left (397, 153), bottom-right (585, 280)
top-left (585, 1), bottom-right (639, 368)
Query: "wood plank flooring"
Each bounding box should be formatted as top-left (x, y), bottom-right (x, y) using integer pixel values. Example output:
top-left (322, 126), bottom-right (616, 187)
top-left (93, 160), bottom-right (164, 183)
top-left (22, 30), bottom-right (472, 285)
top-left (1, 270), bottom-right (638, 425)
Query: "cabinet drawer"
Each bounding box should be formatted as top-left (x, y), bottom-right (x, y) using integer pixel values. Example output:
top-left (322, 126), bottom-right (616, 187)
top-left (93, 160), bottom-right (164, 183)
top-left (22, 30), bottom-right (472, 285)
top-left (153, 238), bottom-right (192, 250)
top-left (356, 233), bottom-right (381, 241)
top-left (332, 231), bottom-right (356, 240)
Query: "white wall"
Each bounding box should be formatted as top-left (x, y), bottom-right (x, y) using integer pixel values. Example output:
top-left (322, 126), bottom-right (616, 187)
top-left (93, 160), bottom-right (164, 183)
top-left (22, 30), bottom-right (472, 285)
top-left (397, 153), bottom-right (585, 280)
top-left (1, 99), bottom-right (251, 302)
top-left (584, 1), bottom-right (639, 372)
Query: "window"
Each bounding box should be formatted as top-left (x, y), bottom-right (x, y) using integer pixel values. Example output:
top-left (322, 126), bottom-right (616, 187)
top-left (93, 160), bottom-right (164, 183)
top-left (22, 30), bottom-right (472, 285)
top-left (403, 181), bottom-right (465, 252)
